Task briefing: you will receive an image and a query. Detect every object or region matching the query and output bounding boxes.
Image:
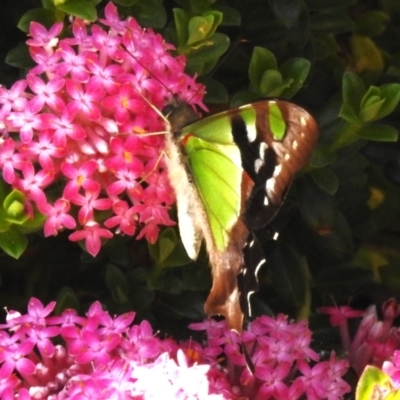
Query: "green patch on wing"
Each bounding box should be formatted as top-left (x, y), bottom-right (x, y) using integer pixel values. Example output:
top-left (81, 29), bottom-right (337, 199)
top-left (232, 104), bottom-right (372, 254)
top-left (184, 135), bottom-right (242, 251)
top-left (269, 102), bottom-right (286, 140)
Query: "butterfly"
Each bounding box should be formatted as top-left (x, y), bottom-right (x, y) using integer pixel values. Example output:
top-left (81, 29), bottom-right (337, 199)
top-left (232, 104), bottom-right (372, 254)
top-left (162, 99), bottom-right (319, 331)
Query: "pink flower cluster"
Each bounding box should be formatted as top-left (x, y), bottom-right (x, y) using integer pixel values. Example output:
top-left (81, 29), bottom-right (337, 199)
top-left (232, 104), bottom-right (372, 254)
top-left (0, 298), bottom-right (350, 400)
top-left (321, 298), bottom-right (400, 376)
top-left (0, 2), bottom-right (205, 256)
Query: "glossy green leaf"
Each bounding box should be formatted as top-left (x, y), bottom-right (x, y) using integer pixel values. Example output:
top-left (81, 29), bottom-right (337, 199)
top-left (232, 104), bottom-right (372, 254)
top-left (3, 190), bottom-right (28, 224)
top-left (17, 8), bottom-right (57, 32)
top-left (279, 58), bottom-right (311, 98)
top-left (249, 47), bottom-right (278, 89)
top-left (360, 86), bottom-right (384, 122)
top-left (356, 366), bottom-right (393, 400)
top-left (42, 0), bottom-right (56, 10)
top-left (311, 167), bottom-right (339, 195)
top-left (185, 32), bottom-right (230, 62)
top-left (259, 69), bottom-right (284, 96)
top-left (375, 83), bottom-right (400, 119)
top-left (56, 0), bottom-right (97, 21)
top-left (0, 225), bottom-right (28, 259)
top-left (339, 72), bottom-right (365, 125)
top-left (187, 11), bottom-right (223, 45)
top-left (0, 210), bottom-right (11, 233)
top-left (173, 8), bottom-right (189, 47)
top-left (357, 124), bottom-right (398, 142)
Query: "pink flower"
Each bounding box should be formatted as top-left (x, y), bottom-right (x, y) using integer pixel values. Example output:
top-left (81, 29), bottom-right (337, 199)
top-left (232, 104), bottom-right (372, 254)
top-left (69, 221), bottom-right (113, 256)
top-left (42, 198), bottom-right (76, 236)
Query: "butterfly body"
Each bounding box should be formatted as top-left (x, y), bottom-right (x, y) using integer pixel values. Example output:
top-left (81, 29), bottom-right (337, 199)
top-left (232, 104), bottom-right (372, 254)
top-left (163, 99), bottom-right (319, 331)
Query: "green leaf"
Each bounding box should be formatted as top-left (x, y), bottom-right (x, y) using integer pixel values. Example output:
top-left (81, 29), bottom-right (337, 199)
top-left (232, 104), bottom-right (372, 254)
top-left (360, 91), bottom-right (385, 122)
top-left (309, 145), bottom-right (337, 168)
top-left (249, 47), bottom-right (278, 89)
top-left (230, 90), bottom-right (260, 108)
top-left (350, 35), bottom-right (384, 74)
top-left (279, 58), bottom-right (311, 98)
top-left (259, 69), bottom-right (284, 96)
top-left (129, 284), bottom-right (155, 310)
top-left (147, 272), bottom-right (182, 294)
top-left (3, 190), bottom-right (28, 224)
top-left (269, 243), bottom-right (310, 310)
top-left (130, 0), bottom-right (166, 28)
top-left (187, 11), bottom-right (223, 45)
top-left (0, 226), bottom-right (28, 259)
top-left (5, 43), bottom-right (35, 70)
top-left (184, 33), bottom-right (229, 64)
top-left (269, 0), bottom-right (303, 28)
top-left (201, 77), bottom-right (229, 104)
top-left (105, 264), bottom-right (129, 304)
top-left (113, 0), bottom-right (138, 6)
top-left (162, 291), bottom-right (205, 319)
top-left (54, 287), bottom-right (80, 314)
top-left (173, 8), bottom-right (189, 47)
top-left (375, 83), bottom-right (400, 119)
top-left (340, 72), bottom-right (365, 125)
top-left (0, 210), bottom-right (11, 232)
top-left (148, 228), bottom-right (192, 268)
top-left (310, 9), bottom-right (355, 34)
top-left (17, 8), bottom-right (58, 32)
top-left (215, 5), bottom-right (241, 26)
top-left (355, 10), bottom-right (390, 37)
top-left (357, 124), bottom-right (398, 142)
top-left (181, 263), bottom-right (211, 291)
top-left (19, 210), bottom-right (46, 234)
top-left (339, 102), bottom-right (363, 126)
top-left (296, 175), bottom-right (339, 232)
top-left (56, 0), bottom-right (97, 21)
top-left (356, 366), bottom-right (393, 400)
top-left (311, 168), bottom-right (339, 195)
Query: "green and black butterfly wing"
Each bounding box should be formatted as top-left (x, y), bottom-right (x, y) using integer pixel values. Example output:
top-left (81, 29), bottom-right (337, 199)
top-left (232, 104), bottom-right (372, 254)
top-left (165, 99), bottom-right (319, 331)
